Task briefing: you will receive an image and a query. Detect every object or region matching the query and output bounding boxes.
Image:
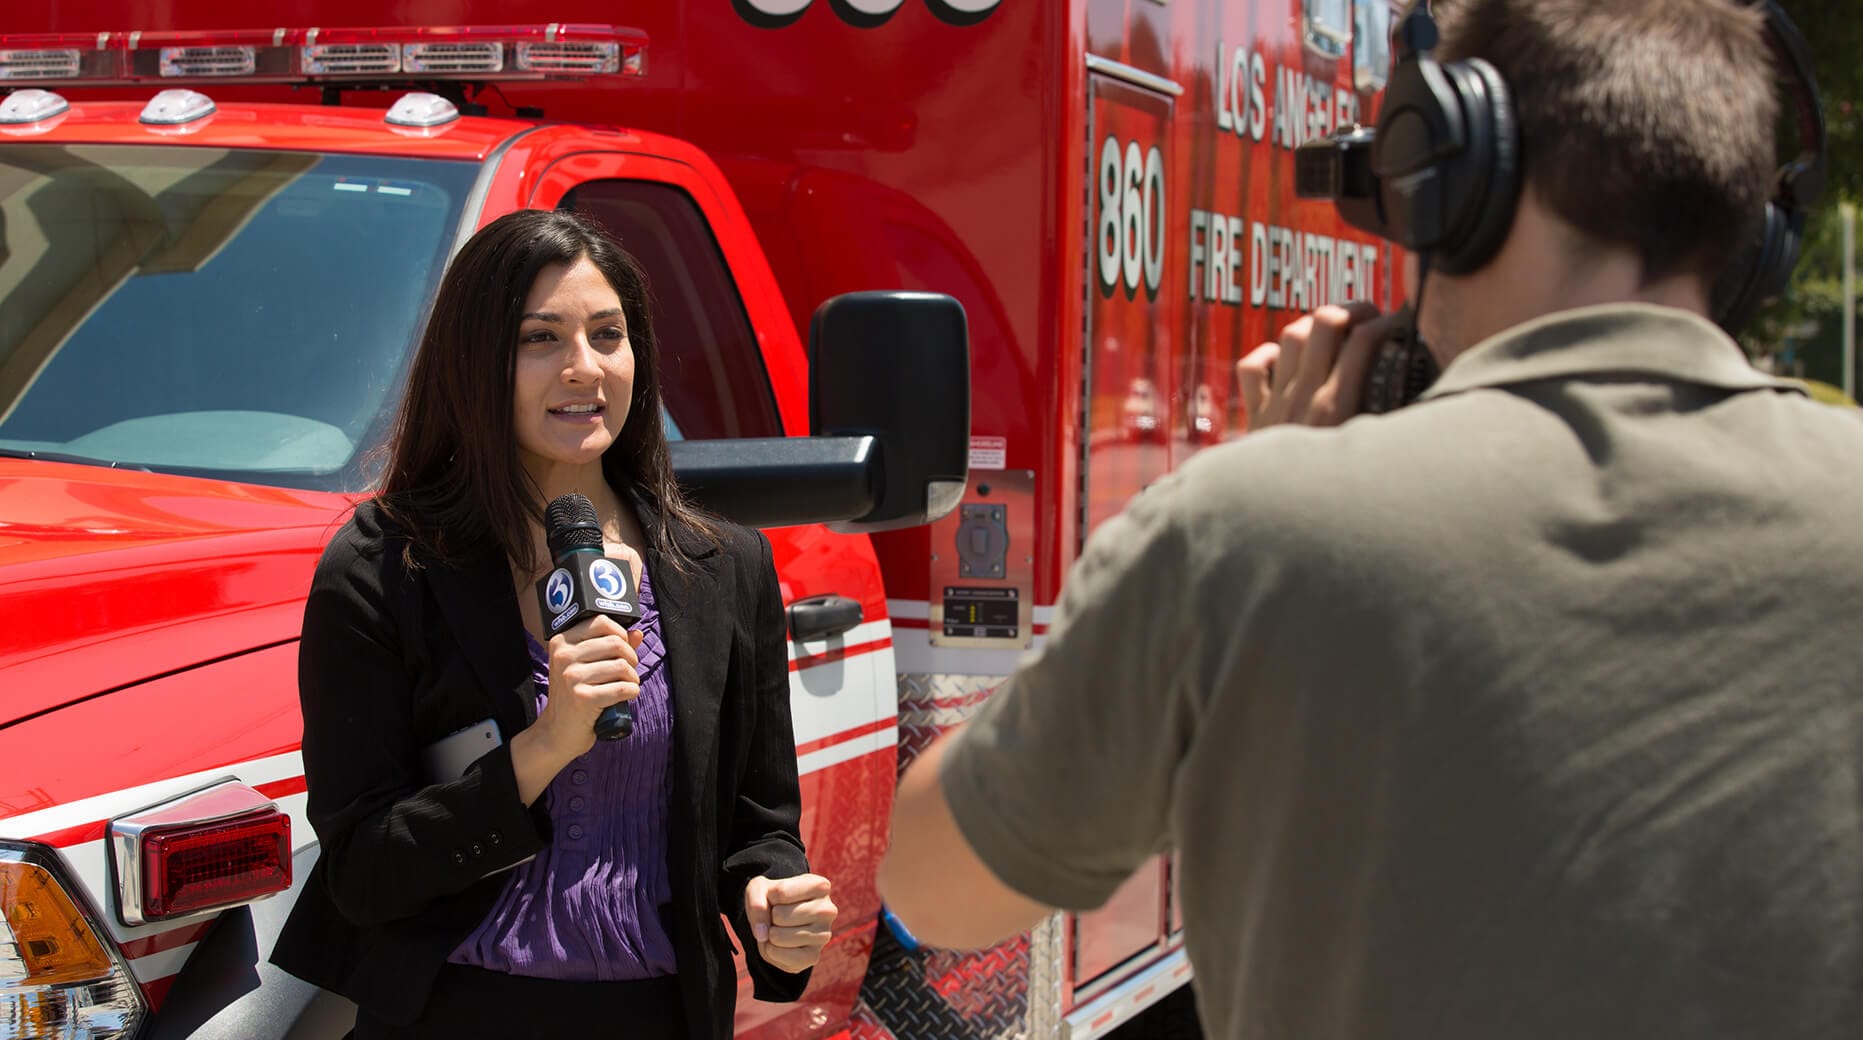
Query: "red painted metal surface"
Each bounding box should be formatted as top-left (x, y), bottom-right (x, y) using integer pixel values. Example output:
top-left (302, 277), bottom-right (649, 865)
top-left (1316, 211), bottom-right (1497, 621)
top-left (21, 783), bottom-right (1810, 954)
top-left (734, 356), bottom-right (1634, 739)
top-left (0, 462), bottom-right (352, 723)
top-left (523, 142), bottom-right (813, 439)
top-left (0, 643), bottom-right (304, 824)
top-left (741, 750), bottom-right (893, 1040)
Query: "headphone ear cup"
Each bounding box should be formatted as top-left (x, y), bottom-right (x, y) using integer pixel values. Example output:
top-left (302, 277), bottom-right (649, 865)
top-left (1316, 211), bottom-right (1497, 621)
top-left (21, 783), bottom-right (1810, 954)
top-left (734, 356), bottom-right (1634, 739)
top-left (1712, 201), bottom-right (1795, 334)
top-left (1372, 51), bottom-right (1454, 254)
top-left (1432, 58), bottom-right (1521, 275)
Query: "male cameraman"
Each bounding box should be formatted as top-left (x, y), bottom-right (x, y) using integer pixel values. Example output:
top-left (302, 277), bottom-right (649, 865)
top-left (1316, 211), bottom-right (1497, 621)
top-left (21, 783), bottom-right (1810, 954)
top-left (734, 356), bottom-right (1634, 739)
top-left (878, 2), bottom-right (1863, 1038)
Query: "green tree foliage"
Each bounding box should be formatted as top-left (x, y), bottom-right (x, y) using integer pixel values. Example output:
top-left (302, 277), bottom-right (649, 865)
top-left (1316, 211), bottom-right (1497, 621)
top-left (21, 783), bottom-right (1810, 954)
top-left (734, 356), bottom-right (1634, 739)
top-left (1748, 1), bottom-right (1860, 381)
top-left (1749, 201), bottom-right (1853, 383)
top-left (1785, 0), bottom-right (1860, 199)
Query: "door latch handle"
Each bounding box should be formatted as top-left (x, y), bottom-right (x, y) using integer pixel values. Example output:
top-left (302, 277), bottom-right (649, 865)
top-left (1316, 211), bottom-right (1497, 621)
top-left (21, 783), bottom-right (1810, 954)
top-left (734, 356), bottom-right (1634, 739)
top-left (787, 594), bottom-right (863, 642)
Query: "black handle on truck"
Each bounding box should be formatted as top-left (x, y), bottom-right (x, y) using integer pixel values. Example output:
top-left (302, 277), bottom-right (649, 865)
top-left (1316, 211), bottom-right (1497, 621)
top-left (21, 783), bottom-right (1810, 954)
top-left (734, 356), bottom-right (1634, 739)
top-left (787, 594), bottom-right (864, 642)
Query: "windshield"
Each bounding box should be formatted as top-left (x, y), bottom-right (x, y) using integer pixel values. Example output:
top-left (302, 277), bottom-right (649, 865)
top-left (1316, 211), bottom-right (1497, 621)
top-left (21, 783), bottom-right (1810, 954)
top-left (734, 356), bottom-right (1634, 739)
top-left (0, 144), bottom-right (476, 491)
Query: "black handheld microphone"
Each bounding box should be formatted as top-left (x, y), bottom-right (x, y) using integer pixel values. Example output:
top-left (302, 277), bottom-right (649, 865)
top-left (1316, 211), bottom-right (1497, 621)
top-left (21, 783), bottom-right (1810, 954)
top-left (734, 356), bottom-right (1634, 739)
top-left (537, 493), bottom-right (643, 741)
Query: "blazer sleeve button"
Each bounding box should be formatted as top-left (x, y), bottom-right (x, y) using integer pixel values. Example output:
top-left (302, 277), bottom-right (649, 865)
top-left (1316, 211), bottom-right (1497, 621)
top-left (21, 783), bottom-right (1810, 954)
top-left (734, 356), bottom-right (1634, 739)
top-left (470, 844), bottom-right (484, 858)
top-left (452, 849), bottom-right (467, 865)
top-left (489, 830), bottom-right (503, 846)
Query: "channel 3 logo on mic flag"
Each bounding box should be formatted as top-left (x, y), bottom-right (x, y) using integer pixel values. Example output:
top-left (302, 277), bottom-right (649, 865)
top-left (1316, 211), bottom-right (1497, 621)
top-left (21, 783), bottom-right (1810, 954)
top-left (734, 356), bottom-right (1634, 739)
top-left (590, 559), bottom-right (627, 599)
top-left (538, 554), bottom-right (639, 637)
top-left (545, 568), bottom-right (575, 614)
top-left (589, 558), bottom-right (635, 613)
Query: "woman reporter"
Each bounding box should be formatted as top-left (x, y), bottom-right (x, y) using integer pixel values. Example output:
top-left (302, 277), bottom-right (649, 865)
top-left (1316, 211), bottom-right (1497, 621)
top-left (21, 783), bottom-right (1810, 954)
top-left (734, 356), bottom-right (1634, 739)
top-left (272, 208), bottom-right (835, 1038)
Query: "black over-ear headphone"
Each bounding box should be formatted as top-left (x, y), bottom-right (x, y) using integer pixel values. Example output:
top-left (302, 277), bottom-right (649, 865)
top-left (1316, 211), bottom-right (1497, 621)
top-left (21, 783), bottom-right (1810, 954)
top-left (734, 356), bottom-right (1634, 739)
top-left (1712, 1), bottom-right (1827, 334)
top-left (1362, 0), bottom-right (1825, 333)
top-left (1366, 5), bottom-right (1519, 277)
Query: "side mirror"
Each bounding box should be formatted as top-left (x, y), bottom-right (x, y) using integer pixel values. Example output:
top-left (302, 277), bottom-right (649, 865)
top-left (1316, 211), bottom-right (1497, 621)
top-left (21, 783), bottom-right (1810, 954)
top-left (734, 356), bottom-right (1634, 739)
top-left (810, 291), bottom-right (970, 531)
top-left (668, 292), bottom-right (971, 530)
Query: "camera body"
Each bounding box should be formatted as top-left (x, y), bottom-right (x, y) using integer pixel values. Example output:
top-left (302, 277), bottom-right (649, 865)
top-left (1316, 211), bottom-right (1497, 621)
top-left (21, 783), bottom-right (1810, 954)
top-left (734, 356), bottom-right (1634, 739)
top-left (1292, 126), bottom-right (1381, 240)
top-left (1295, 125), bottom-right (1443, 413)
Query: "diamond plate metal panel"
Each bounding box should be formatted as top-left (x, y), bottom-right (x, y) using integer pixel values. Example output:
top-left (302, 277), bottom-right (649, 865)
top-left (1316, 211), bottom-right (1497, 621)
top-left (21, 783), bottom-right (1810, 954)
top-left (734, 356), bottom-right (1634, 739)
top-left (895, 672), bottom-right (1001, 779)
top-left (859, 917), bottom-right (1033, 1040)
top-left (850, 995), bottom-right (900, 1040)
top-left (860, 673), bottom-right (1070, 1040)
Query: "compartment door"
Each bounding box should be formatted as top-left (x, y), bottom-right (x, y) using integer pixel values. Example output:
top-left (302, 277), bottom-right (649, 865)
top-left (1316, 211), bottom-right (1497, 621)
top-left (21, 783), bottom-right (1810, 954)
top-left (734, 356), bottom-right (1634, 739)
top-left (1073, 62), bottom-right (1178, 996)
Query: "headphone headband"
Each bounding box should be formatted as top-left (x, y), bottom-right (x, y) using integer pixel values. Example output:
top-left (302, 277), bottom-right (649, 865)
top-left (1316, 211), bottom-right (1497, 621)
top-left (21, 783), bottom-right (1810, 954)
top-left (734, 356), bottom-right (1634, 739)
top-left (1751, 0), bottom-right (1826, 212)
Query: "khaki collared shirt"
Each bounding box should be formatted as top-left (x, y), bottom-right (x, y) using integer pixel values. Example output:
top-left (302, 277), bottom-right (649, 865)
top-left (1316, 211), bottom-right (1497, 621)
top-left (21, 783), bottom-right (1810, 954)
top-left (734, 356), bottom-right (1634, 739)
top-left (944, 305), bottom-right (1863, 1040)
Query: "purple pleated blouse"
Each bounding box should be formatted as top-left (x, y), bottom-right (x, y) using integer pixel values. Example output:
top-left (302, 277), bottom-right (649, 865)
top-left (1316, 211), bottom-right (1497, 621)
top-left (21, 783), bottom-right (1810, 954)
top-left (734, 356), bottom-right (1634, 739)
top-left (449, 567), bottom-right (679, 980)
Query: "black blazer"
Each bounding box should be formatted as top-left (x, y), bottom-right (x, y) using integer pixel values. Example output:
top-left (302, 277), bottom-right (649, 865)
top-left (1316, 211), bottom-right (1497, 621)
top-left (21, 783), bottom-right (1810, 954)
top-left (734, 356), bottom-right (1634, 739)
top-left (270, 491), bottom-right (812, 1037)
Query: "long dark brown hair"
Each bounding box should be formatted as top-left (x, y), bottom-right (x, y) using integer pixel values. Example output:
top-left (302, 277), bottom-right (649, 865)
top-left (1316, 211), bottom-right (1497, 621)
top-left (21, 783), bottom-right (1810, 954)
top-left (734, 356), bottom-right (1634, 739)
top-left (376, 207), bottom-right (716, 574)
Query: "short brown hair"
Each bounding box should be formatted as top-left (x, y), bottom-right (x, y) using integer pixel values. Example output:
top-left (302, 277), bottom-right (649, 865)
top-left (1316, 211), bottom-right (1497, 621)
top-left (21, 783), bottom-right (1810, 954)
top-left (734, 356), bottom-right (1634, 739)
top-left (1431, 0), bottom-right (1778, 284)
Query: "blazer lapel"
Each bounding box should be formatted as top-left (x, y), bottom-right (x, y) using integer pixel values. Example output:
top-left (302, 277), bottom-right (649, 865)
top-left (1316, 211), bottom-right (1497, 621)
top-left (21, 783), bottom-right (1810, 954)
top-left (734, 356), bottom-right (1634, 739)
top-left (422, 545), bottom-right (536, 737)
top-left (632, 492), bottom-right (733, 847)
top-left (413, 490), bottom-right (732, 810)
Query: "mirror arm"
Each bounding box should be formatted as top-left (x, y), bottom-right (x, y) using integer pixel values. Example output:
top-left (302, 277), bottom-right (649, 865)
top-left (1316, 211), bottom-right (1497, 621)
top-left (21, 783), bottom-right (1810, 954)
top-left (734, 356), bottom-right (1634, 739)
top-left (669, 436), bottom-right (880, 529)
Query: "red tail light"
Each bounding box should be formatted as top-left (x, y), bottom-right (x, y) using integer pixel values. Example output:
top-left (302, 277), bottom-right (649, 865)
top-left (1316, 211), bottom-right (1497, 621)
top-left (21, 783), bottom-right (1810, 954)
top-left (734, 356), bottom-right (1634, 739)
top-left (109, 781), bottom-right (293, 926)
top-left (140, 808), bottom-right (290, 920)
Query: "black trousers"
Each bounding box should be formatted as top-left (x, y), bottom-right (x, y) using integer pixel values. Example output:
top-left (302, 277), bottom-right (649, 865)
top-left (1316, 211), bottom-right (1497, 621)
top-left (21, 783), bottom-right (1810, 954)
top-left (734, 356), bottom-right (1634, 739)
top-left (352, 964), bottom-right (686, 1040)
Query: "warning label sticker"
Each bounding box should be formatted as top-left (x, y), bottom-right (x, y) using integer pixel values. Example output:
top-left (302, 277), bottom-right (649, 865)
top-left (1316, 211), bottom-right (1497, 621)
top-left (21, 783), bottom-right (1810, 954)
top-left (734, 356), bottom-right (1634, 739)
top-left (968, 436), bottom-right (1006, 471)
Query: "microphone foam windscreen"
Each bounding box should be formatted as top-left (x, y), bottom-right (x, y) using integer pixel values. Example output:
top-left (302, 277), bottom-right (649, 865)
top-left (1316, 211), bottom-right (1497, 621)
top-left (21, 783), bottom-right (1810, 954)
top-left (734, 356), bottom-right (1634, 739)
top-left (544, 493), bottom-right (604, 557)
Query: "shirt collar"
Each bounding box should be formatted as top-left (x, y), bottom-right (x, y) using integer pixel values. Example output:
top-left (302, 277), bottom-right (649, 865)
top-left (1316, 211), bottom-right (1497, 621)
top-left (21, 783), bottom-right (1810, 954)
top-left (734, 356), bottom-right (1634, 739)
top-left (1419, 303), bottom-right (1805, 402)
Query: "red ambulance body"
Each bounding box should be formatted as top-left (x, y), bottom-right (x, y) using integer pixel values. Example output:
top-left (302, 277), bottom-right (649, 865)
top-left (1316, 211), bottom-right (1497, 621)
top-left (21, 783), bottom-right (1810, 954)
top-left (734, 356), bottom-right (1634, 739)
top-left (0, 2), bottom-right (1404, 1038)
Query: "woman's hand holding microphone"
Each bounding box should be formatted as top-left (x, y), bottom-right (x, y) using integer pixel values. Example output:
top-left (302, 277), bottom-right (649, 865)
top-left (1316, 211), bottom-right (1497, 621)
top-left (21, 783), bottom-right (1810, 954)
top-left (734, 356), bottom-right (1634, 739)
top-left (539, 616), bottom-right (648, 756)
top-left (511, 534), bottom-right (648, 805)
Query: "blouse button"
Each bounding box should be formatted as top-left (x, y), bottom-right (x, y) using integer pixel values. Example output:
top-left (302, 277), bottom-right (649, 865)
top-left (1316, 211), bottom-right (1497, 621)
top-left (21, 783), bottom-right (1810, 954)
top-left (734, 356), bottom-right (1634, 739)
top-left (571, 769), bottom-right (588, 785)
top-left (569, 796), bottom-right (586, 812)
top-left (567, 823), bottom-right (585, 840)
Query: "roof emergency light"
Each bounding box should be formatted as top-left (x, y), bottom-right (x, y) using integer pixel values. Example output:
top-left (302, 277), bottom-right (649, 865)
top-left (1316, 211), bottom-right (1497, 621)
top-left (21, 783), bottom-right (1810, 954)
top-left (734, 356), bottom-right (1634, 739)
top-left (385, 91), bottom-right (462, 128)
top-left (0, 32), bottom-right (112, 82)
top-left (0, 23), bottom-right (646, 87)
top-left (139, 87), bottom-right (216, 125)
top-left (0, 88), bottom-right (69, 125)
top-left (0, 47), bottom-right (81, 81)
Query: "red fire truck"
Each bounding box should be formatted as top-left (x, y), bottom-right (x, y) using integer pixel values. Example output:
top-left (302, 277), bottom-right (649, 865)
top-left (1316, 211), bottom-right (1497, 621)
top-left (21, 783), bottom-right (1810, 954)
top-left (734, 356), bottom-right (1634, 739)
top-left (0, 2), bottom-right (1405, 1037)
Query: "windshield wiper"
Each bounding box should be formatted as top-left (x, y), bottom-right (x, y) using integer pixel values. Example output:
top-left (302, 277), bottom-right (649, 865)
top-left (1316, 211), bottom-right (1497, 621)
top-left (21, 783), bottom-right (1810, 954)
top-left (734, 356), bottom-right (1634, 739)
top-left (0, 447), bottom-right (153, 472)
